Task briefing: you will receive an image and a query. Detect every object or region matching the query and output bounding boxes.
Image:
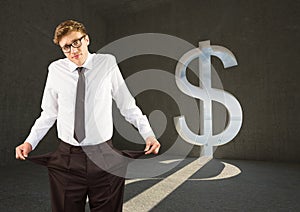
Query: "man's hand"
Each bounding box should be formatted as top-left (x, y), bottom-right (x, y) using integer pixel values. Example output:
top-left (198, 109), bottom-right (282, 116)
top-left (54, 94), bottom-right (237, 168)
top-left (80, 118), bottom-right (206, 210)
top-left (15, 142), bottom-right (32, 160)
top-left (144, 136), bottom-right (161, 155)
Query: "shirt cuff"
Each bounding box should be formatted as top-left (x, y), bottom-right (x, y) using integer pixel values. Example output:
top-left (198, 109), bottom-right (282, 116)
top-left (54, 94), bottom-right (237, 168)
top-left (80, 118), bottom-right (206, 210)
top-left (140, 130), bottom-right (156, 141)
top-left (24, 133), bottom-right (40, 150)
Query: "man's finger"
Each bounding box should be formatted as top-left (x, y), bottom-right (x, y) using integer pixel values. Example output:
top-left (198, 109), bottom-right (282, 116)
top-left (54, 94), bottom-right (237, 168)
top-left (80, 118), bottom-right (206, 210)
top-left (15, 147), bottom-right (25, 160)
top-left (145, 143), bottom-right (160, 154)
top-left (23, 146), bottom-right (30, 158)
top-left (153, 143), bottom-right (161, 154)
top-left (145, 145), bottom-right (155, 154)
top-left (144, 143), bottom-right (151, 151)
top-left (15, 147), bottom-right (21, 159)
top-left (23, 149), bottom-right (29, 158)
top-left (154, 146), bottom-right (160, 154)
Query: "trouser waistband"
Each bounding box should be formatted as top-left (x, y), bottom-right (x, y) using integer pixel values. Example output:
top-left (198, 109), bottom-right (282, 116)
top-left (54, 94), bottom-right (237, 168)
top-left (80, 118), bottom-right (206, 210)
top-left (58, 139), bottom-right (113, 154)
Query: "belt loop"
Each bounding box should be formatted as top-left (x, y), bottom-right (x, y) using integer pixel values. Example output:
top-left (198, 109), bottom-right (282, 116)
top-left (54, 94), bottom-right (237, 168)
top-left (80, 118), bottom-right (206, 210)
top-left (70, 146), bottom-right (76, 154)
top-left (97, 144), bottom-right (102, 153)
top-left (68, 144), bottom-right (72, 154)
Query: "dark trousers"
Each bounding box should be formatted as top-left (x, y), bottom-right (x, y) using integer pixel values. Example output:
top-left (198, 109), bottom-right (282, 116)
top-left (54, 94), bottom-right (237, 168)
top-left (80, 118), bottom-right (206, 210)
top-left (28, 140), bottom-right (145, 212)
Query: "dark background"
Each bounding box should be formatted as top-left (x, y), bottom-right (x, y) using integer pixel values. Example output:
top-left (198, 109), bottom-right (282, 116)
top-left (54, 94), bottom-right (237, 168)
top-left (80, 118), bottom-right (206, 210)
top-left (0, 0), bottom-right (299, 166)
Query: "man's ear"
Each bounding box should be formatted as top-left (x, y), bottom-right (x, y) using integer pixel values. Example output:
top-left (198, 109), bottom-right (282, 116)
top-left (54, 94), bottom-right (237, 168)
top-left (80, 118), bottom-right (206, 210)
top-left (85, 35), bottom-right (90, 46)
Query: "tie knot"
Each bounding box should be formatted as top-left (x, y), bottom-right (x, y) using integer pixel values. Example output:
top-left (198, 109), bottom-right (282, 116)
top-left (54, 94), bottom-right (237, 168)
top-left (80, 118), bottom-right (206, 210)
top-left (77, 67), bottom-right (84, 73)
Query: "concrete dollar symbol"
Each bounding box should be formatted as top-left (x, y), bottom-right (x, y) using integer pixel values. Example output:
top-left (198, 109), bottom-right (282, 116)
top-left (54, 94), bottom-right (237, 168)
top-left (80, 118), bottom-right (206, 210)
top-left (174, 40), bottom-right (243, 156)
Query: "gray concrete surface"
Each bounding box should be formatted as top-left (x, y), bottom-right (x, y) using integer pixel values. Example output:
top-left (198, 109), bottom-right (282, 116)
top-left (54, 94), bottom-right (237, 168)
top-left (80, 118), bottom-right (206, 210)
top-left (1, 157), bottom-right (299, 212)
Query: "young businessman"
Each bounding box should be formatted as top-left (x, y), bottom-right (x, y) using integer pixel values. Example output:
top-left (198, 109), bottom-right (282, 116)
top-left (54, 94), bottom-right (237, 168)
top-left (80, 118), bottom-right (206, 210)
top-left (15, 20), bottom-right (160, 212)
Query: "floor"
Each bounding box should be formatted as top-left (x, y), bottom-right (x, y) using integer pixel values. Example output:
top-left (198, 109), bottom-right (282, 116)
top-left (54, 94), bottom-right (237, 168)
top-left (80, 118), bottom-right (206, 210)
top-left (1, 156), bottom-right (299, 212)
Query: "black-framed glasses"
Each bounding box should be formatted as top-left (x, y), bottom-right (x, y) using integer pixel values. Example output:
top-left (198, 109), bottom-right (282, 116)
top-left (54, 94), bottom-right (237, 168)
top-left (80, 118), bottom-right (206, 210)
top-left (61, 35), bottom-right (86, 53)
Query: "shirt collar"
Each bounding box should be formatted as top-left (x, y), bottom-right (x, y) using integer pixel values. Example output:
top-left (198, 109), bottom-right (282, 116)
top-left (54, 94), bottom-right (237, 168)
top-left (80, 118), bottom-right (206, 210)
top-left (68, 52), bottom-right (94, 72)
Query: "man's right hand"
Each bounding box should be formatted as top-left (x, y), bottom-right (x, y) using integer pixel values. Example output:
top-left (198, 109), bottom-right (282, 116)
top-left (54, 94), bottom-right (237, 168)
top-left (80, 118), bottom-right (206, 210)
top-left (15, 142), bottom-right (32, 160)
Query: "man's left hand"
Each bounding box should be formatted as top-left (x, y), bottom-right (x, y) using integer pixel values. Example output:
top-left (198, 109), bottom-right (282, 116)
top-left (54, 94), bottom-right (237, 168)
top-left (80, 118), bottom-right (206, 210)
top-left (144, 136), bottom-right (161, 155)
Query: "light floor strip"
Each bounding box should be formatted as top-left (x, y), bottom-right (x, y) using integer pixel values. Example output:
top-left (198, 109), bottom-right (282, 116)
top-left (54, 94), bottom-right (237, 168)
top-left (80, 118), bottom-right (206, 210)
top-left (123, 156), bottom-right (212, 212)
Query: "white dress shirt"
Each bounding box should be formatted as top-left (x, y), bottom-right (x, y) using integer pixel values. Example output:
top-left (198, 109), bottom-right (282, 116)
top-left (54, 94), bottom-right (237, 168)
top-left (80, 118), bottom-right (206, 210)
top-left (26, 53), bottom-right (155, 150)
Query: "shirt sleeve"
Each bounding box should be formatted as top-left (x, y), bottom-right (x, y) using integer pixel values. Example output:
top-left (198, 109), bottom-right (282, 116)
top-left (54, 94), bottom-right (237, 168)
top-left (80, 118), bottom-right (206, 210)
top-left (25, 67), bottom-right (58, 150)
top-left (110, 55), bottom-right (156, 141)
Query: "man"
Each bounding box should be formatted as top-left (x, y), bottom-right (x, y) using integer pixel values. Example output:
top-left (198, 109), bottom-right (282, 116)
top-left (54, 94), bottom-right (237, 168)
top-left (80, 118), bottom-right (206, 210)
top-left (15, 20), bottom-right (160, 212)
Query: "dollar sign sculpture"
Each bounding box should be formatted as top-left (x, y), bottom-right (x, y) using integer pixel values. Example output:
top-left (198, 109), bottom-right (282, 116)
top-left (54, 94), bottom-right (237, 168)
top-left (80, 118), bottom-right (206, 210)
top-left (174, 40), bottom-right (243, 156)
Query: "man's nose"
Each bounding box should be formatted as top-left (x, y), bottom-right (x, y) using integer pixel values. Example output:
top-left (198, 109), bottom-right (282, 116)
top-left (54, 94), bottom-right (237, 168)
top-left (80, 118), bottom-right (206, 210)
top-left (71, 46), bottom-right (78, 53)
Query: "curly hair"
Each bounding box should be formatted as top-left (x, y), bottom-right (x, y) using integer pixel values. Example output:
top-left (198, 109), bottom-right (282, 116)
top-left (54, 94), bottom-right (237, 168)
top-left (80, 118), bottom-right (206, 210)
top-left (53, 20), bottom-right (87, 45)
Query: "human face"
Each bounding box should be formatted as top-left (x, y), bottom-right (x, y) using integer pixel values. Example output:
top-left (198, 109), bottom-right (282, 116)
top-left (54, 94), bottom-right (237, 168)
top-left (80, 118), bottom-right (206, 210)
top-left (59, 31), bottom-right (90, 66)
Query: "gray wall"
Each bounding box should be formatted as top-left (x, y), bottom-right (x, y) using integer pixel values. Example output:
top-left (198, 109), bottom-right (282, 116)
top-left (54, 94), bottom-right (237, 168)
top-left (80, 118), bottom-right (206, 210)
top-left (104, 0), bottom-right (300, 162)
top-left (0, 0), bottom-right (107, 166)
top-left (0, 0), bottom-right (299, 166)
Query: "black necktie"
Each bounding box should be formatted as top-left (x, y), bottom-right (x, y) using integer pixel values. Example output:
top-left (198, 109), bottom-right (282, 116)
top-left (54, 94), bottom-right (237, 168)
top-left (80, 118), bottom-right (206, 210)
top-left (74, 67), bottom-right (86, 143)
